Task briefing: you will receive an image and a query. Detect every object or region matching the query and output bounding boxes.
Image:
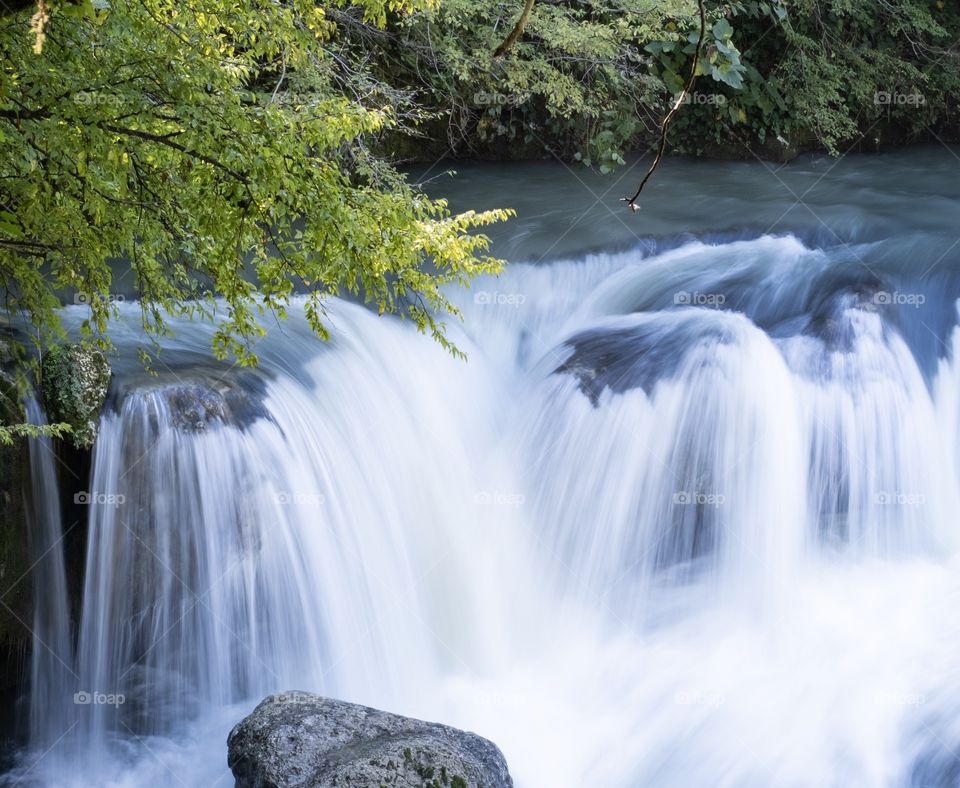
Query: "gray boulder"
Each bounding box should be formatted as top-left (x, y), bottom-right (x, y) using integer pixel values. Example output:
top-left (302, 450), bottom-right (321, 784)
top-left (227, 691), bottom-right (513, 788)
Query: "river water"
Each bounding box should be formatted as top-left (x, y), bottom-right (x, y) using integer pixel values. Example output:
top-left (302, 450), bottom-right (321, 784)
top-left (7, 146), bottom-right (960, 787)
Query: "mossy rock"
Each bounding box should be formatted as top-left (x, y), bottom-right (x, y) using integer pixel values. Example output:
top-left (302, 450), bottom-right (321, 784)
top-left (40, 344), bottom-right (111, 449)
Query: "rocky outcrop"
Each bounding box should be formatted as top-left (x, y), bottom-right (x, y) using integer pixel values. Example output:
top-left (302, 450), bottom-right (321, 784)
top-left (40, 344), bottom-right (111, 449)
top-left (227, 691), bottom-right (514, 788)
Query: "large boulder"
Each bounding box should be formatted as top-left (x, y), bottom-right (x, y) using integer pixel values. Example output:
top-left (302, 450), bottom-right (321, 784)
top-left (227, 691), bottom-right (514, 788)
top-left (40, 343), bottom-right (111, 449)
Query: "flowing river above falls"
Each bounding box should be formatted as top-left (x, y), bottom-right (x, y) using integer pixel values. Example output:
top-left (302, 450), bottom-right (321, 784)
top-left (6, 146), bottom-right (960, 787)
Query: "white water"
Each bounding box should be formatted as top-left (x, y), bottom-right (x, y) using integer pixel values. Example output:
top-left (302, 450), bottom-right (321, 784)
top-left (23, 401), bottom-right (74, 751)
top-left (11, 230), bottom-right (960, 787)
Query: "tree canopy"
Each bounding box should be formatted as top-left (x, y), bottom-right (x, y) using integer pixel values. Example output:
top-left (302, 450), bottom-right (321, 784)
top-left (0, 0), bottom-right (512, 373)
top-left (345, 0), bottom-right (957, 164)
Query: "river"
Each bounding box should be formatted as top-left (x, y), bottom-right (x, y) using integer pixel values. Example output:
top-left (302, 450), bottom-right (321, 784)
top-left (6, 145), bottom-right (960, 787)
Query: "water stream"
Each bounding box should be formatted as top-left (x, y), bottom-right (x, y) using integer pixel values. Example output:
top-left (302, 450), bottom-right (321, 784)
top-left (7, 146), bottom-right (960, 787)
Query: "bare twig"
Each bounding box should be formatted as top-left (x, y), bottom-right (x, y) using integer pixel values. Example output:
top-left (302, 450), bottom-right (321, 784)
top-left (622, 0), bottom-right (707, 212)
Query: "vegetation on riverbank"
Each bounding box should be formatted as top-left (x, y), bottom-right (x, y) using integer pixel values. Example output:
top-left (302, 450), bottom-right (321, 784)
top-left (347, 0), bottom-right (959, 165)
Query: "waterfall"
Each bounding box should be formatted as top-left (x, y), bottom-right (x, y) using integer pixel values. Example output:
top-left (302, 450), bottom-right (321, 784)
top-left (10, 232), bottom-right (960, 787)
top-left (24, 400), bottom-right (74, 750)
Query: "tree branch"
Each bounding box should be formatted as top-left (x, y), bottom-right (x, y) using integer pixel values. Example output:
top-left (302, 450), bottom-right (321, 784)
top-left (622, 0), bottom-right (707, 212)
top-left (101, 124), bottom-right (249, 183)
top-left (494, 0), bottom-right (536, 59)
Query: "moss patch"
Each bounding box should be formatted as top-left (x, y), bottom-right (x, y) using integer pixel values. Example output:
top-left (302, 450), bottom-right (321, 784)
top-left (40, 344), bottom-right (111, 449)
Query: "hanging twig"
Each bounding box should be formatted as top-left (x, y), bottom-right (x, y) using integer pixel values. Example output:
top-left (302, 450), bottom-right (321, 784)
top-left (493, 0), bottom-right (536, 59)
top-left (622, 0), bottom-right (707, 212)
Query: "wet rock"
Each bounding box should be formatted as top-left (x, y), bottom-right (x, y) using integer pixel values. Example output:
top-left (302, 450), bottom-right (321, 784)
top-left (164, 384), bottom-right (229, 432)
top-left (555, 317), bottom-right (733, 405)
top-left (40, 344), bottom-right (111, 449)
top-left (161, 379), bottom-right (271, 433)
top-left (227, 691), bottom-right (514, 788)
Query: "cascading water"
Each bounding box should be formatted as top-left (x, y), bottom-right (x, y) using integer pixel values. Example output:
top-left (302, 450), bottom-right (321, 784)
top-left (8, 150), bottom-right (960, 787)
top-left (23, 401), bottom-right (73, 751)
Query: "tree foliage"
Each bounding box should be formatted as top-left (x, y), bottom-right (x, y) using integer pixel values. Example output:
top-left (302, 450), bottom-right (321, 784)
top-left (0, 0), bottom-right (513, 373)
top-left (333, 0), bottom-right (735, 171)
top-left (667, 0), bottom-right (960, 155)
top-left (335, 0), bottom-right (958, 163)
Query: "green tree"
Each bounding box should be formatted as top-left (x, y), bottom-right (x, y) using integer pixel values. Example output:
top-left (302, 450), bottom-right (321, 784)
top-left (332, 0), bottom-right (957, 165)
top-left (333, 0), bottom-right (720, 171)
top-left (0, 0), bottom-right (512, 379)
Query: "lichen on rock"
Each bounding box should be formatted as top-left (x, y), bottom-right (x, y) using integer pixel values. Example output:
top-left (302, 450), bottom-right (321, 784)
top-left (40, 344), bottom-right (111, 449)
top-left (228, 691), bottom-right (514, 788)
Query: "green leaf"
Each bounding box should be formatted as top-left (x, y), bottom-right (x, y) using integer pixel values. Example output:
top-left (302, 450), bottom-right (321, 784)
top-left (713, 19), bottom-right (733, 39)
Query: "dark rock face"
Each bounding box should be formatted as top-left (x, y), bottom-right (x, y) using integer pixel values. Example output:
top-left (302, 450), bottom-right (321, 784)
top-left (161, 380), bottom-right (271, 433)
top-left (227, 691), bottom-right (514, 788)
top-left (555, 318), bottom-right (733, 405)
top-left (108, 368), bottom-right (272, 434)
top-left (0, 371), bottom-right (29, 693)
